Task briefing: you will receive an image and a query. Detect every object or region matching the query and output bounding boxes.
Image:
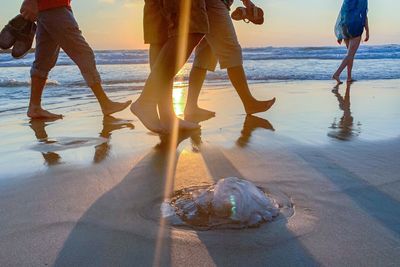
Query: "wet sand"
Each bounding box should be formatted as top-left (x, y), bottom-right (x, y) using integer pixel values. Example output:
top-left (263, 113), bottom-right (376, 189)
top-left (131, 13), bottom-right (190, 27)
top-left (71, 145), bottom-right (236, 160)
top-left (0, 80), bottom-right (399, 266)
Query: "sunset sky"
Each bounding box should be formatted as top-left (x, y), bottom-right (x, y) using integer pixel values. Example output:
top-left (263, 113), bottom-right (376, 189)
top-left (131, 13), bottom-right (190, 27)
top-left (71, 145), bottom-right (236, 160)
top-left (1, 0), bottom-right (399, 49)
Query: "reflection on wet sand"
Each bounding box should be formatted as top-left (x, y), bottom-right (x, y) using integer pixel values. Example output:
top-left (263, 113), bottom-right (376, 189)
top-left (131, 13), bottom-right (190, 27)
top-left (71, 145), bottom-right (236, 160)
top-left (237, 115), bottom-right (275, 147)
top-left (156, 129), bottom-right (202, 152)
top-left (29, 118), bottom-right (62, 166)
top-left (29, 116), bottom-right (135, 166)
top-left (94, 116), bottom-right (135, 163)
top-left (328, 82), bottom-right (361, 141)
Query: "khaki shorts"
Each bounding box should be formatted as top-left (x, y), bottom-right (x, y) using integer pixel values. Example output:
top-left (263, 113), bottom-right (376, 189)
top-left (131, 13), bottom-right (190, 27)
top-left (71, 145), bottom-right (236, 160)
top-left (193, 0), bottom-right (242, 70)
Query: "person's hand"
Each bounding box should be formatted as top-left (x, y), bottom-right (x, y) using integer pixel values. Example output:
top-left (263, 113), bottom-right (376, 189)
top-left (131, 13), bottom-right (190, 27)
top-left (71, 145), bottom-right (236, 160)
top-left (364, 31), bottom-right (370, 42)
top-left (20, 0), bottom-right (38, 22)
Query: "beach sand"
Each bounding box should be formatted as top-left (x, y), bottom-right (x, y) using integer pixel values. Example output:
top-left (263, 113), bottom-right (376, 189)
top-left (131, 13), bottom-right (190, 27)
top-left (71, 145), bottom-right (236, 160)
top-left (0, 80), bottom-right (399, 266)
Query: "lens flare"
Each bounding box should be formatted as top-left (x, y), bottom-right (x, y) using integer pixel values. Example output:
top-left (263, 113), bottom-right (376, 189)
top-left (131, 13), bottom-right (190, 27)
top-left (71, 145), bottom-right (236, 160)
top-left (153, 1), bottom-right (192, 266)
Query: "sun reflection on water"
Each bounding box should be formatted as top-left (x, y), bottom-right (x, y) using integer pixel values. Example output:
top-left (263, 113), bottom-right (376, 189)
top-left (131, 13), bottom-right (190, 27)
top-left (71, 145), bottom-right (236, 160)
top-left (172, 73), bottom-right (187, 116)
top-left (172, 86), bottom-right (186, 116)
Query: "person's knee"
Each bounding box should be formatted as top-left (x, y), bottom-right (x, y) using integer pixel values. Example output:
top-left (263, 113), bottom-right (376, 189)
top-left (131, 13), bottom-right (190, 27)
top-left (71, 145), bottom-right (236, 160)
top-left (190, 66), bottom-right (208, 77)
top-left (30, 62), bottom-right (51, 80)
top-left (72, 45), bottom-right (97, 71)
top-left (347, 49), bottom-right (357, 57)
top-left (30, 69), bottom-right (49, 80)
top-left (75, 49), bottom-right (101, 87)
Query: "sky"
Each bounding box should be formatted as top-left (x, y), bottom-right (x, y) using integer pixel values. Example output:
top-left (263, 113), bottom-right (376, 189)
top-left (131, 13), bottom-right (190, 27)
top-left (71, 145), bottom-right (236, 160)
top-left (0, 0), bottom-right (399, 49)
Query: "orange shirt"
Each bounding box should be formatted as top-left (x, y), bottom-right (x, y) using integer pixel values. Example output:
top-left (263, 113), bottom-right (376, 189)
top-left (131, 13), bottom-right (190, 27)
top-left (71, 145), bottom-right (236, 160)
top-left (37, 0), bottom-right (71, 12)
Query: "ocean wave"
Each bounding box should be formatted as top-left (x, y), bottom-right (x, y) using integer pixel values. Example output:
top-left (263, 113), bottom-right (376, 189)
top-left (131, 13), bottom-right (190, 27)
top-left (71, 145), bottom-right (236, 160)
top-left (70, 78), bottom-right (147, 87)
top-left (241, 45), bottom-right (400, 60)
top-left (0, 79), bottom-right (59, 88)
top-left (1, 73), bottom-right (400, 90)
top-left (1, 45), bottom-right (399, 68)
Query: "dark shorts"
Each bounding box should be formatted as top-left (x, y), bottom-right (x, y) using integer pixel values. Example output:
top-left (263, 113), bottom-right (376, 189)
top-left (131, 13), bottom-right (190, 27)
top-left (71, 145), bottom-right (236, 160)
top-left (143, 0), bottom-right (209, 44)
top-left (143, 0), bottom-right (168, 44)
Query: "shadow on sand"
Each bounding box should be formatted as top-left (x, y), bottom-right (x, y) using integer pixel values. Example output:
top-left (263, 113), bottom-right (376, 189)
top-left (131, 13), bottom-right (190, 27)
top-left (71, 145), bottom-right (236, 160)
top-left (54, 116), bottom-right (319, 266)
top-left (194, 121), bottom-right (318, 266)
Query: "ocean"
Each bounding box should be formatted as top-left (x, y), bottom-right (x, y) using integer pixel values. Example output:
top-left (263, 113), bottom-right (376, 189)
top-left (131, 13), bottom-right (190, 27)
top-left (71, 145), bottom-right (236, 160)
top-left (1, 45), bottom-right (399, 115)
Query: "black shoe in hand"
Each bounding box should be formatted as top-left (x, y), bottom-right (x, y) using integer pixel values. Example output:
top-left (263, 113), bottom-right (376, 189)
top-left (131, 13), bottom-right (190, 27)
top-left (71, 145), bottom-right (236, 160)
top-left (12, 17), bottom-right (36, 59)
top-left (0, 15), bottom-right (28, 49)
top-left (0, 15), bottom-right (36, 58)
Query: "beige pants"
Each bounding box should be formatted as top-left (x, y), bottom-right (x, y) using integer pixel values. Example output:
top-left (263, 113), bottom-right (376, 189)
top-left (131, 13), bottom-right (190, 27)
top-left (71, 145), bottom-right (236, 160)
top-left (193, 0), bottom-right (243, 71)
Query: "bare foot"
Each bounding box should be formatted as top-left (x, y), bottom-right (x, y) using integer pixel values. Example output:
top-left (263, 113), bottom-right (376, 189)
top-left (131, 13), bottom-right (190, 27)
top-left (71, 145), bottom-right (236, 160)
top-left (184, 107), bottom-right (216, 123)
top-left (27, 106), bottom-right (63, 120)
top-left (245, 98), bottom-right (276, 115)
top-left (161, 117), bottom-right (201, 133)
top-left (332, 75), bottom-right (343, 85)
top-left (347, 79), bottom-right (356, 84)
top-left (102, 100), bottom-right (132, 116)
top-left (130, 100), bottom-right (163, 133)
top-left (184, 107), bottom-right (215, 117)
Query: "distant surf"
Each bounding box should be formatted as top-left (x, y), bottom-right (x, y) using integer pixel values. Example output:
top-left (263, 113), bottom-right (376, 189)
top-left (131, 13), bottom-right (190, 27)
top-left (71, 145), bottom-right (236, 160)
top-left (1, 45), bottom-right (399, 87)
top-left (1, 45), bottom-right (400, 68)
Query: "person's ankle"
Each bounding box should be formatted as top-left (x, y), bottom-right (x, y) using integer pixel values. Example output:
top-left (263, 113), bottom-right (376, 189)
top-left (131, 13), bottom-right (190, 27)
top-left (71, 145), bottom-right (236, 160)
top-left (159, 110), bottom-right (176, 122)
top-left (28, 104), bottom-right (41, 111)
top-left (99, 100), bottom-right (111, 110)
top-left (244, 97), bottom-right (258, 107)
top-left (136, 96), bottom-right (158, 106)
top-left (184, 105), bottom-right (199, 112)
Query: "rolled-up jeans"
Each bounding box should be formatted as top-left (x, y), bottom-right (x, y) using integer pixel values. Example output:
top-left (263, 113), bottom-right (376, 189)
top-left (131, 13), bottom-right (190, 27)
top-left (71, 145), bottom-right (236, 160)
top-left (30, 7), bottom-right (101, 87)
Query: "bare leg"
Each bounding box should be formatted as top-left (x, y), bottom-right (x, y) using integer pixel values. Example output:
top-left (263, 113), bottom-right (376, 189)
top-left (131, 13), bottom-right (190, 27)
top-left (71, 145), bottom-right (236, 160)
top-left (27, 76), bottom-right (63, 119)
top-left (148, 43), bottom-right (175, 125)
top-left (130, 44), bottom-right (164, 133)
top-left (346, 37), bottom-right (361, 82)
top-left (132, 33), bottom-right (204, 132)
top-left (184, 66), bottom-right (216, 118)
top-left (333, 37), bottom-right (361, 84)
top-left (227, 65), bottom-right (276, 115)
top-left (333, 39), bottom-right (349, 84)
top-left (90, 83), bottom-right (131, 116)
